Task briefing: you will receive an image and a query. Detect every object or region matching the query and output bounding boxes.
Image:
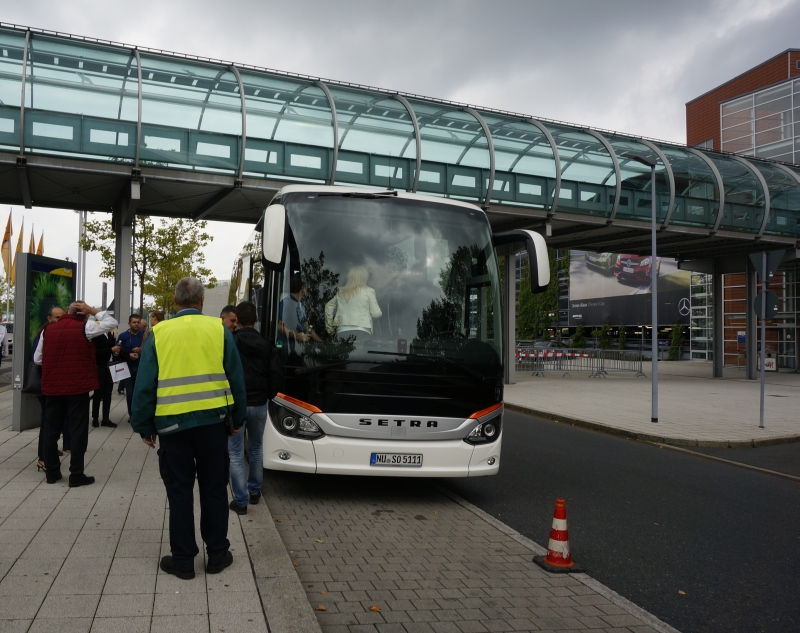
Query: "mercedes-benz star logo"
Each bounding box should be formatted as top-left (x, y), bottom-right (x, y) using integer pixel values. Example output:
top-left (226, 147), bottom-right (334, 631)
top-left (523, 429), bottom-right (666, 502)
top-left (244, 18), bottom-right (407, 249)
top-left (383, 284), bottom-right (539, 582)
top-left (679, 297), bottom-right (690, 316)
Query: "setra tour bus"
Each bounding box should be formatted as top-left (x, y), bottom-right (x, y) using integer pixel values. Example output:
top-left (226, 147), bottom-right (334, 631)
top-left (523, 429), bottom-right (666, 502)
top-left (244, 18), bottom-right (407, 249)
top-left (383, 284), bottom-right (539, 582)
top-left (230, 184), bottom-right (549, 477)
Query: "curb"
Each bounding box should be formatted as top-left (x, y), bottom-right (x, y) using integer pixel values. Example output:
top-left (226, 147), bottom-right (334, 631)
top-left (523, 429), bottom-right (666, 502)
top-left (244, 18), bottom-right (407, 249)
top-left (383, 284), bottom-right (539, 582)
top-left (436, 485), bottom-right (682, 633)
top-left (653, 443), bottom-right (800, 482)
top-left (503, 402), bottom-right (800, 448)
top-left (239, 493), bottom-right (323, 633)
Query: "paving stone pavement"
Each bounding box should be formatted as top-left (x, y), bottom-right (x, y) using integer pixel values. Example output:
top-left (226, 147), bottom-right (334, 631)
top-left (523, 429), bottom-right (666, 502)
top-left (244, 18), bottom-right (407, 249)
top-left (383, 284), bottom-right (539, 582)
top-left (0, 390), bottom-right (269, 633)
top-left (263, 470), bottom-right (675, 633)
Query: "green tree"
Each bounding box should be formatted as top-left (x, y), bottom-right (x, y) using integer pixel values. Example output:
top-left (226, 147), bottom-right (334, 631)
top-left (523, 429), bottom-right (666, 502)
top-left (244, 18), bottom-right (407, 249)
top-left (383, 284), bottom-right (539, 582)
top-left (143, 219), bottom-right (216, 314)
top-left (517, 248), bottom-right (565, 340)
top-left (591, 323), bottom-right (613, 349)
top-left (80, 215), bottom-right (215, 313)
top-left (618, 325), bottom-right (627, 350)
top-left (300, 251), bottom-right (340, 338)
top-left (570, 325), bottom-right (587, 348)
top-left (668, 324), bottom-right (686, 361)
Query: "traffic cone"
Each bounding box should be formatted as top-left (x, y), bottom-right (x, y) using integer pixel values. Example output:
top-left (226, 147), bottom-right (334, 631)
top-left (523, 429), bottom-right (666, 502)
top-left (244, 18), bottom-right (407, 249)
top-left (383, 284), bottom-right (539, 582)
top-left (533, 498), bottom-right (583, 573)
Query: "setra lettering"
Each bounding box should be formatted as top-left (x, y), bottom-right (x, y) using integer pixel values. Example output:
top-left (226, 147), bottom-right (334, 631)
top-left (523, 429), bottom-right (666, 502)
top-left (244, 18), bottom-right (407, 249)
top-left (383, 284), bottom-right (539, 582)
top-left (378, 419), bottom-right (389, 426)
top-left (410, 420), bottom-right (421, 427)
top-left (359, 418), bottom-right (372, 425)
top-left (427, 421), bottom-right (438, 428)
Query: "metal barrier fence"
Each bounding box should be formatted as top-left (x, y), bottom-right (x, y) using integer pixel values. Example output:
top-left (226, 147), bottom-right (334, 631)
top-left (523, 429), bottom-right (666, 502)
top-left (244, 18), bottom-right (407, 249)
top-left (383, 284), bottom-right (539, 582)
top-left (515, 348), bottom-right (646, 378)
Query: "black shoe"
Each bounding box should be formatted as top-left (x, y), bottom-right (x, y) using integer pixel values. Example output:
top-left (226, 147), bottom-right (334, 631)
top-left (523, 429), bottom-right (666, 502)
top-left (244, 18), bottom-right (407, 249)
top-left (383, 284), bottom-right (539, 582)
top-left (229, 500), bottom-right (247, 515)
top-left (100, 420), bottom-right (117, 428)
top-left (91, 419), bottom-right (99, 428)
top-left (68, 474), bottom-right (95, 488)
top-left (46, 472), bottom-right (62, 484)
top-left (160, 556), bottom-right (195, 580)
top-left (249, 492), bottom-right (261, 505)
top-left (206, 551), bottom-right (233, 574)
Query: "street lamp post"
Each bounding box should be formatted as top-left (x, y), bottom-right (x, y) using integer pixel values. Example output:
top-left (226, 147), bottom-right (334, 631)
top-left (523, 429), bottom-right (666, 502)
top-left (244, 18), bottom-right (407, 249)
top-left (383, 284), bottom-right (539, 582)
top-left (622, 153), bottom-right (659, 423)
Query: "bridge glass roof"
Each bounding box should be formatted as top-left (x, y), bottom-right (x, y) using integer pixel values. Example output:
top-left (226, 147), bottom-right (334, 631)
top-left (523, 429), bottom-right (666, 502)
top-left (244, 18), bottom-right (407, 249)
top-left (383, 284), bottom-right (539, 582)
top-left (1, 24), bottom-right (799, 242)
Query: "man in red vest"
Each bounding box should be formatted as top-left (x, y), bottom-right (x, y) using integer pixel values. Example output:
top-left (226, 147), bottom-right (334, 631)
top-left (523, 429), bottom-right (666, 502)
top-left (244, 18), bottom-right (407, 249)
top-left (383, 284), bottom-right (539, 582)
top-left (36, 301), bottom-right (118, 485)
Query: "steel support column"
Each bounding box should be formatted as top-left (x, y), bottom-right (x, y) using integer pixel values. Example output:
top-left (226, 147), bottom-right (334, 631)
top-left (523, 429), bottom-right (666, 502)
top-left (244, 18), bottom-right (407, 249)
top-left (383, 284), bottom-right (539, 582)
top-left (113, 206), bottom-right (134, 322)
top-left (745, 259), bottom-right (757, 380)
top-left (712, 259), bottom-right (724, 378)
top-left (503, 246), bottom-right (516, 385)
top-left (315, 80), bottom-right (338, 186)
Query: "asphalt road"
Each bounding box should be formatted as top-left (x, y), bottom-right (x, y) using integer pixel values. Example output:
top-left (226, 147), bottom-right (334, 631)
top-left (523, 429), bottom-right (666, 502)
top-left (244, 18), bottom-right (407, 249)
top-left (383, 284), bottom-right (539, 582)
top-left (443, 410), bottom-right (800, 633)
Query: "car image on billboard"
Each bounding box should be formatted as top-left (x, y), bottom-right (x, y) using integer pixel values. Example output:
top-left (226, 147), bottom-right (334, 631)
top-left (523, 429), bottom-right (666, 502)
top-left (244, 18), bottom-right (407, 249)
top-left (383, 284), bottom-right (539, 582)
top-left (614, 253), bottom-right (660, 286)
top-left (584, 251), bottom-right (615, 274)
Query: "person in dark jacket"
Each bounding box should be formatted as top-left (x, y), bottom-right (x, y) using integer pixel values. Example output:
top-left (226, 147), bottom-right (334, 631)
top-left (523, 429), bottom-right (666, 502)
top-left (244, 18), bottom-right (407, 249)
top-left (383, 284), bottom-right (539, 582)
top-left (35, 301), bottom-right (118, 486)
top-left (228, 301), bottom-right (283, 514)
top-left (91, 332), bottom-right (117, 428)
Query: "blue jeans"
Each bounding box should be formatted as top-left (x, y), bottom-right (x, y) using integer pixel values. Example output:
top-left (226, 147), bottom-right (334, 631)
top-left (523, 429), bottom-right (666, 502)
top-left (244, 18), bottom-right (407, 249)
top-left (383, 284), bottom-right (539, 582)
top-left (228, 404), bottom-right (267, 507)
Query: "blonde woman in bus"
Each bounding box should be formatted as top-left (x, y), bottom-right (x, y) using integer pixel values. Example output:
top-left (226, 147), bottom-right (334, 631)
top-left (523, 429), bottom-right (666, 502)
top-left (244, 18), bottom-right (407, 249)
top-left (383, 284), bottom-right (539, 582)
top-left (325, 266), bottom-right (382, 339)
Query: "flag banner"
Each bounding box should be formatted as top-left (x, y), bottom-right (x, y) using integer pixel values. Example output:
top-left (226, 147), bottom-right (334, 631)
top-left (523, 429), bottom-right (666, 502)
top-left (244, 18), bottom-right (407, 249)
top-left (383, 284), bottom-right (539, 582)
top-left (1, 213), bottom-right (10, 280)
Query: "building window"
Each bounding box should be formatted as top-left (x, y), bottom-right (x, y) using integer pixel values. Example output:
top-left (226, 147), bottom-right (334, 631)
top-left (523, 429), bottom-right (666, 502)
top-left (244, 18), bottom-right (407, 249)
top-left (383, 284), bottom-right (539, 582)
top-left (796, 60), bottom-right (800, 69)
top-left (696, 138), bottom-right (713, 150)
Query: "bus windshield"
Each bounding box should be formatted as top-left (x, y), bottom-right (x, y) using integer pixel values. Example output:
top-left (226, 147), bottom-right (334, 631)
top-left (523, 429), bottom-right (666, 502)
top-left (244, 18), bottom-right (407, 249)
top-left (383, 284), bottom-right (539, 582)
top-left (276, 192), bottom-right (503, 383)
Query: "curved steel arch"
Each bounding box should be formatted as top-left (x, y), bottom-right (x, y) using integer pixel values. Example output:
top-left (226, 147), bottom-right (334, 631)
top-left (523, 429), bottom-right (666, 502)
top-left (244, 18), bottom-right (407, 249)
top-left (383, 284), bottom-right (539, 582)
top-left (19, 29), bottom-right (30, 156)
top-left (729, 154), bottom-right (771, 239)
top-left (315, 80), bottom-right (339, 186)
top-left (393, 94), bottom-right (421, 193)
top-left (197, 67), bottom-right (228, 131)
top-left (524, 118), bottom-right (561, 217)
top-left (134, 49), bottom-right (142, 170)
top-left (463, 107), bottom-right (495, 208)
top-left (229, 65), bottom-right (246, 180)
top-left (687, 148), bottom-right (726, 235)
top-left (268, 83), bottom-right (311, 140)
top-left (773, 162), bottom-right (800, 185)
top-left (116, 51), bottom-right (136, 121)
top-left (583, 129), bottom-right (621, 224)
top-left (638, 139), bottom-right (676, 229)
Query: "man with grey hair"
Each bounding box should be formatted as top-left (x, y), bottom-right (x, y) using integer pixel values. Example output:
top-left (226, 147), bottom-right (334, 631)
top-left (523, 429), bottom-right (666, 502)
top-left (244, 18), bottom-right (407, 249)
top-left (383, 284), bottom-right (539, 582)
top-left (35, 301), bottom-right (118, 486)
top-left (131, 277), bottom-right (246, 580)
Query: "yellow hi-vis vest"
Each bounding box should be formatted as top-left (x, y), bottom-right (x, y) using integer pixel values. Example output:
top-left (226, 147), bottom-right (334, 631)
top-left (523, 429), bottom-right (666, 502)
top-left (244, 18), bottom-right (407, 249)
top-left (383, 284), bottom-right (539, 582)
top-left (153, 314), bottom-right (232, 417)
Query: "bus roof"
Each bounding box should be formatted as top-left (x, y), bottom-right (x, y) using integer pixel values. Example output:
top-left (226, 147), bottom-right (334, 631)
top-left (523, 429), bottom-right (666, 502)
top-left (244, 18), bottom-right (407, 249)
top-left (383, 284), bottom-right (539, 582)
top-left (276, 185), bottom-right (487, 215)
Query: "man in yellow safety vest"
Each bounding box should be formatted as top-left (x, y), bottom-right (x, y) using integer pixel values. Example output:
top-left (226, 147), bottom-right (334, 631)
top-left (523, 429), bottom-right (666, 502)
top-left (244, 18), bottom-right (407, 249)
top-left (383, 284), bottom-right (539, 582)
top-left (131, 277), bottom-right (246, 580)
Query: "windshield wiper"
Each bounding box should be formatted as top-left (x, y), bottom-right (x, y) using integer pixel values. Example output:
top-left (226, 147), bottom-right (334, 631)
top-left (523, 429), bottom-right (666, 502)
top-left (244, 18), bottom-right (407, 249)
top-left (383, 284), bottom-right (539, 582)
top-left (318, 190), bottom-right (398, 199)
top-left (367, 351), bottom-right (495, 384)
top-left (294, 359), bottom-right (387, 375)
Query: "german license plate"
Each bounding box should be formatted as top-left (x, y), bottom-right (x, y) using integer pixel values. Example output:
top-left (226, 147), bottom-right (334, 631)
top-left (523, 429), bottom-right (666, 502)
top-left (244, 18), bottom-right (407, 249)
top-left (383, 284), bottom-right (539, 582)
top-left (623, 266), bottom-right (635, 273)
top-left (370, 453), bottom-right (423, 467)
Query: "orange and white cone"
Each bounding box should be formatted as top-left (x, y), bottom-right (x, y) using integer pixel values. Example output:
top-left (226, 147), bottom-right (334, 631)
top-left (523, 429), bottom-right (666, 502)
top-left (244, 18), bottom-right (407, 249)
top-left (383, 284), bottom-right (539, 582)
top-left (533, 498), bottom-right (583, 573)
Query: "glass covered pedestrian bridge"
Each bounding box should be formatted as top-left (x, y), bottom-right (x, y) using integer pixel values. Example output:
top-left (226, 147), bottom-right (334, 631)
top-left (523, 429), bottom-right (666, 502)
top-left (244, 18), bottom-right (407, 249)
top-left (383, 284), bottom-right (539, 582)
top-left (0, 24), bottom-right (798, 258)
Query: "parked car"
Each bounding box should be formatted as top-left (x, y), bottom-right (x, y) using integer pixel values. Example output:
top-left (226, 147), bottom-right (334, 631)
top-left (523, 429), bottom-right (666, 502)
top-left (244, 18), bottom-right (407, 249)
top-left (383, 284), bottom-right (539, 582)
top-left (1, 322), bottom-right (12, 356)
top-left (533, 340), bottom-right (569, 349)
top-left (584, 251), bottom-right (615, 274)
top-left (614, 254), bottom-right (659, 285)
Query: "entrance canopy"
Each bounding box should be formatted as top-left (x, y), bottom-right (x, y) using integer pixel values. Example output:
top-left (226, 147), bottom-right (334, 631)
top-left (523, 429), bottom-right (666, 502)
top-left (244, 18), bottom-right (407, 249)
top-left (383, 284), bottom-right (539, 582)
top-left (1, 23), bottom-right (799, 259)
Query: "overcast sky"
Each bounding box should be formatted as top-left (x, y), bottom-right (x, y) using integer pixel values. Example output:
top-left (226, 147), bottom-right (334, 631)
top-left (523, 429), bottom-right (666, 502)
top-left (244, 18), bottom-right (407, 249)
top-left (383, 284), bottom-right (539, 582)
top-left (3, 0), bottom-right (799, 307)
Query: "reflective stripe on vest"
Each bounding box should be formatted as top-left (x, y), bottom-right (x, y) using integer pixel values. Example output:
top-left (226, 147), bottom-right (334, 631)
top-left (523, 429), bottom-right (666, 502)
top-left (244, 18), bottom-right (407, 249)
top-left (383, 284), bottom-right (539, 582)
top-left (153, 314), bottom-right (232, 417)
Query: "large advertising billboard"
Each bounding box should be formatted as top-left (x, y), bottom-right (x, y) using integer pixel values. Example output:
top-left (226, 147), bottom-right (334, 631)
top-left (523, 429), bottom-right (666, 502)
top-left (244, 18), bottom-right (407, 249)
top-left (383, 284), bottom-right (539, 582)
top-left (569, 250), bottom-right (691, 326)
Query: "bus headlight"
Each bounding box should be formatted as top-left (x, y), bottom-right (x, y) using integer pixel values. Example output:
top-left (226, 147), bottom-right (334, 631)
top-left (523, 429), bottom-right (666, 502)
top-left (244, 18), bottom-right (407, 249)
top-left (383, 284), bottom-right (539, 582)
top-left (464, 415), bottom-right (501, 445)
top-left (269, 401), bottom-right (324, 440)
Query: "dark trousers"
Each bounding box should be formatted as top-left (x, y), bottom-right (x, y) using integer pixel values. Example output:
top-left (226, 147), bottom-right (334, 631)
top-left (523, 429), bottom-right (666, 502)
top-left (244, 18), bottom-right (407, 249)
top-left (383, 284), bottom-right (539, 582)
top-left (38, 396), bottom-right (72, 459)
top-left (43, 394), bottom-right (90, 476)
top-left (92, 366), bottom-right (113, 422)
top-left (123, 370), bottom-right (138, 415)
top-left (158, 423), bottom-right (230, 569)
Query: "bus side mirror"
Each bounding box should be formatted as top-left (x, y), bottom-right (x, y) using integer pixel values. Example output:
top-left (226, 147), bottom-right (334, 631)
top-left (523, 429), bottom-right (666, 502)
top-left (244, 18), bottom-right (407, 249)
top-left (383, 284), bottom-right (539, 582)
top-left (492, 229), bottom-right (550, 294)
top-left (262, 204), bottom-right (287, 270)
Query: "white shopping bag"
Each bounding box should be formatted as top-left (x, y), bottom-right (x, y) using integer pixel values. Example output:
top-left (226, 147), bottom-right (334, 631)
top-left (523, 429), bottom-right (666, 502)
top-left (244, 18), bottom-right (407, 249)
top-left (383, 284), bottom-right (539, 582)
top-left (109, 362), bottom-right (131, 383)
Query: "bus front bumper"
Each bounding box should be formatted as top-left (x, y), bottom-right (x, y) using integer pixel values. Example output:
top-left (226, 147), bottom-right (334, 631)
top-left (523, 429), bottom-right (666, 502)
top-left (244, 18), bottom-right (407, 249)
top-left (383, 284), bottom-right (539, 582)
top-left (263, 421), bottom-right (501, 477)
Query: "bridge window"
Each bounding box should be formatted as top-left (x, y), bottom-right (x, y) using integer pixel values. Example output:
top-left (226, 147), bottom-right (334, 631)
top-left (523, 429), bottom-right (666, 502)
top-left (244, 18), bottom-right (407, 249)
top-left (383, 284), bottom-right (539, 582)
top-left (559, 188), bottom-right (573, 200)
top-left (375, 165), bottom-right (402, 179)
top-left (244, 148), bottom-right (277, 164)
top-left (337, 160), bottom-right (363, 174)
top-left (419, 171), bottom-right (440, 184)
top-left (90, 129), bottom-right (128, 146)
top-left (144, 136), bottom-right (180, 152)
top-left (452, 175), bottom-right (475, 188)
top-left (196, 142), bottom-right (230, 158)
top-left (519, 183), bottom-right (541, 196)
top-left (32, 122), bottom-right (73, 140)
top-left (290, 154), bottom-right (321, 169)
top-left (0, 119), bottom-right (13, 134)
